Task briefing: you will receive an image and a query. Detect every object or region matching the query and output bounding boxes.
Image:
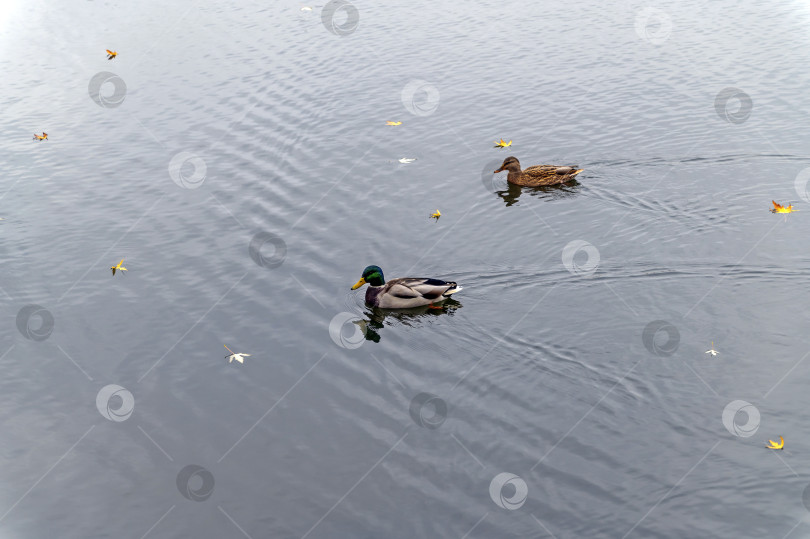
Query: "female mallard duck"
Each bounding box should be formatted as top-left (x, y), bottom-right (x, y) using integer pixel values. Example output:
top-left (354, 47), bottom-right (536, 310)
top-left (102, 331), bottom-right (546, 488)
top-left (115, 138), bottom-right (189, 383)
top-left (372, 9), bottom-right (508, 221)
top-left (494, 156), bottom-right (583, 186)
top-left (351, 265), bottom-right (462, 308)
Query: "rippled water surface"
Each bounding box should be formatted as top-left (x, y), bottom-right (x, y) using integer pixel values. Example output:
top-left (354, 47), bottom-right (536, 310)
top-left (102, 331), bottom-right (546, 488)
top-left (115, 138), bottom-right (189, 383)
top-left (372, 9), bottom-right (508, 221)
top-left (3, 0), bottom-right (810, 537)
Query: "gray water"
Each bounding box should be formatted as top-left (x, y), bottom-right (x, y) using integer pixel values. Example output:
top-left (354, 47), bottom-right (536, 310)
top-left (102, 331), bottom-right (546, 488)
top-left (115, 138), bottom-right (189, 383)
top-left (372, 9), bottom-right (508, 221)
top-left (2, 0), bottom-right (810, 537)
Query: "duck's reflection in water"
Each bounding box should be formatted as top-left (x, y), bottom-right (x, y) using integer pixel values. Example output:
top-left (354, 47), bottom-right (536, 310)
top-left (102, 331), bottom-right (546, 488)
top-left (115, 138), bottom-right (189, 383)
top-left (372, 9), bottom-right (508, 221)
top-left (495, 180), bottom-right (582, 207)
top-left (358, 299), bottom-right (463, 343)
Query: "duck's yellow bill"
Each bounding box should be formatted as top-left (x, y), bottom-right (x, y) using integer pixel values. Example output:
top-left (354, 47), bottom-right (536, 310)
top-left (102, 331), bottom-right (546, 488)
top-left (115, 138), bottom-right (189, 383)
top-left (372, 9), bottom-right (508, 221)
top-left (351, 277), bottom-right (366, 290)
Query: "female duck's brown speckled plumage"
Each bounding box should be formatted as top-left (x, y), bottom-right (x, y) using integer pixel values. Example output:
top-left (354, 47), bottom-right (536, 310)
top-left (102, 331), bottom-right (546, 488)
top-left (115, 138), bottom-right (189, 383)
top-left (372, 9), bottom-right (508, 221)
top-left (494, 156), bottom-right (583, 187)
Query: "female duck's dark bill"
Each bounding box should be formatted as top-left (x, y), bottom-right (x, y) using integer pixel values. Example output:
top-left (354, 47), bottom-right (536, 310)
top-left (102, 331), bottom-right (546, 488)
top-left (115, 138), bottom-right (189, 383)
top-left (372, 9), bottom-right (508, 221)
top-left (351, 277), bottom-right (366, 290)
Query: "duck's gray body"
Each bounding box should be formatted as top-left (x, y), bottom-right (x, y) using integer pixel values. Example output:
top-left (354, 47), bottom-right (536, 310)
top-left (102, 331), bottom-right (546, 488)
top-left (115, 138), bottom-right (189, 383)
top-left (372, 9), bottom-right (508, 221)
top-left (365, 278), bottom-right (462, 309)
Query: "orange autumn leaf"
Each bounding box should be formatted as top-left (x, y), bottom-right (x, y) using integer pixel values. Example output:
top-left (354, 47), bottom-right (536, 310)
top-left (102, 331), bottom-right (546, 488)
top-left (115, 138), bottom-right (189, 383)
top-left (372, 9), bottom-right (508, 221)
top-left (771, 200), bottom-right (795, 214)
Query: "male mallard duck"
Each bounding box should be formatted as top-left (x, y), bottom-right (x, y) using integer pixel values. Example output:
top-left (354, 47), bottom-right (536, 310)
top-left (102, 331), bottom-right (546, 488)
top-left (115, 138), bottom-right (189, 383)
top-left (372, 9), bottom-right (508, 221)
top-left (351, 265), bottom-right (462, 308)
top-left (494, 156), bottom-right (582, 187)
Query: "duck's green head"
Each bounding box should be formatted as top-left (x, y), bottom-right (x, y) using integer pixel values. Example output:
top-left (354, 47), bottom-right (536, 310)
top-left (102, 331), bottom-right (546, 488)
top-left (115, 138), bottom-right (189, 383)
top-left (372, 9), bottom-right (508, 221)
top-left (352, 265), bottom-right (385, 289)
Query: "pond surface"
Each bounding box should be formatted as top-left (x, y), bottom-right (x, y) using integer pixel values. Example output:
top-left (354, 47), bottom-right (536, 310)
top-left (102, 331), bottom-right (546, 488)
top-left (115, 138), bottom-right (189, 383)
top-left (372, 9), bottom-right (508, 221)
top-left (2, 0), bottom-right (810, 537)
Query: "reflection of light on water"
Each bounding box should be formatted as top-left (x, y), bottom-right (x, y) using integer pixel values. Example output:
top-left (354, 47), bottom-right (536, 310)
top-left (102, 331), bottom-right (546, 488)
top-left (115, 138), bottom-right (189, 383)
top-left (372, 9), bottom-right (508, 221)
top-left (0, 0), bottom-right (22, 34)
top-left (0, 0), bottom-right (23, 62)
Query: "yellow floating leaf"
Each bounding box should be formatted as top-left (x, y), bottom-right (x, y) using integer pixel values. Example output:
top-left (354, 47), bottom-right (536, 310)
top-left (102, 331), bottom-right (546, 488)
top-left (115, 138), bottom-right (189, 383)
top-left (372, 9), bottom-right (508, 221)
top-left (771, 200), bottom-right (795, 214)
top-left (110, 258), bottom-right (127, 276)
top-left (493, 138), bottom-right (512, 148)
top-left (766, 435), bottom-right (784, 450)
top-left (430, 209), bottom-right (441, 220)
top-left (386, 121), bottom-right (402, 126)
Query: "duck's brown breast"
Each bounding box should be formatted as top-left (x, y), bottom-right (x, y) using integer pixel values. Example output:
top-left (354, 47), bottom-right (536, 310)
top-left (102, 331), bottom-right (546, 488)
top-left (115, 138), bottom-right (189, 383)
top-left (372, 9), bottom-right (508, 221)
top-left (365, 286), bottom-right (383, 306)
